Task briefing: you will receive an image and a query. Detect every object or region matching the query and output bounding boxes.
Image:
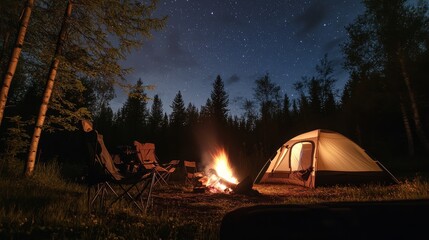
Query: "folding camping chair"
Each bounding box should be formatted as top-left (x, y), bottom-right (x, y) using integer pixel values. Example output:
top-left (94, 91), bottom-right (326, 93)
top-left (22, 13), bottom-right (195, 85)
top-left (133, 141), bottom-right (177, 185)
top-left (158, 160), bottom-right (180, 184)
top-left (183, 160), bottom-right (204, 186)
top-left (82, 120), bottom-right (156, 214)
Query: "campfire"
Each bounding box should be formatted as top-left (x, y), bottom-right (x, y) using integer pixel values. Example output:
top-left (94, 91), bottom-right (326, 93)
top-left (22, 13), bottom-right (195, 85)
top-left (198, 148), bottom-right (254, 194)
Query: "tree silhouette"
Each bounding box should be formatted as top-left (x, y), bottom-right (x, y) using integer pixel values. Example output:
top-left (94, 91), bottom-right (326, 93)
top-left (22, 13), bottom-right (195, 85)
top-left (253, 73), bottom-right (282, 157)
top-left (343, 0), bottom-right (429, 154)
top-left (169, 91), bottom-right (187, 159)
top-left (253, 73), bottom-right (281, 119)
top-left (185, 103), bottom-right (199, 126)
top-left (208, 75), bottom-right (229, 124)
top-left (315, 54), bottom-right (337, 115)
top-left (148, 94), bottom-right (164, 131)
top-left (170, 91), bottom-right (186, 128)
top-left (119, 78), bottom-right (148, 142)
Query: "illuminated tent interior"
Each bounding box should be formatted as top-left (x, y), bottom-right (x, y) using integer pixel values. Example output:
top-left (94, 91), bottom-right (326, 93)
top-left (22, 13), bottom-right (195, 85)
top-left (255, 129), bottom-right (399, 188)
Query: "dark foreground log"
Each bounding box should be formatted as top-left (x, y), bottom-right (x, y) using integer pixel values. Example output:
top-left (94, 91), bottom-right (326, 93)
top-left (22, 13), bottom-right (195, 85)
top-left (220, 199), bottom-right (429, 240)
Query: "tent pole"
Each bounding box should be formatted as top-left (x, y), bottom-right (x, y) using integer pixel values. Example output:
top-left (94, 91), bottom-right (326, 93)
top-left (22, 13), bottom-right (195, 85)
top-left (253, 159), bottom-right (272, 184)
top-left (376, 161), bottom-right (400, 184)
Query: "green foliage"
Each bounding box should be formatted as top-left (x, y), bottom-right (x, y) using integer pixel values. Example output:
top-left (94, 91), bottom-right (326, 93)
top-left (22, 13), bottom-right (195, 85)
top-left (1, 0), bottom-right (166, 133)
top-left (0, 116), bottom-right (30, 161)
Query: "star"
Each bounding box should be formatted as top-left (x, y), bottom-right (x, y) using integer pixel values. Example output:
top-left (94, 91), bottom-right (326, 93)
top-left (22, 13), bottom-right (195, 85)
top-left (116, 0), bottom-right (366, 117)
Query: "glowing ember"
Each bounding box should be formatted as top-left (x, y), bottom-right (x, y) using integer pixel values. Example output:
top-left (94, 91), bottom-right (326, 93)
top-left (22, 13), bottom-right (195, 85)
top-left (205, 148), bottom-right (238, 193)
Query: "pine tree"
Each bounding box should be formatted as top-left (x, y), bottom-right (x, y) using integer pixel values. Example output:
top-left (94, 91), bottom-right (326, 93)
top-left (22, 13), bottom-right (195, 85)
top-left (208, 75), bottom-right (229, 123)
top-left (282, 93), bottom-right (291, 118)
top-left (185, 102), bottom-right (199, 126)
top-left (148, 94), bottom-right (164, 130)
top-left (120, 78), bottom-right (148, 141)
top-left (162, 113), bottom-right (169, 129)
top-left (170, 91), bottom-right (186, 128)
top-left (169, 91), bottom-right (187, 159)
top-left (94, 103), bottom-right (113, 134)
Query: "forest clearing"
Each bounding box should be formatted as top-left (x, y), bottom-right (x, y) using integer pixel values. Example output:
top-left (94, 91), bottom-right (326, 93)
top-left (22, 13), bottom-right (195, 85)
top-left (1, 159), bottom-right (428, 239)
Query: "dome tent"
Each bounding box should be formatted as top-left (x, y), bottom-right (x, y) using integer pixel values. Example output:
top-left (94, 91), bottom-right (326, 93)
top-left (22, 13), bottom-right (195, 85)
top-left (255, 129), bottom-right (398, 188)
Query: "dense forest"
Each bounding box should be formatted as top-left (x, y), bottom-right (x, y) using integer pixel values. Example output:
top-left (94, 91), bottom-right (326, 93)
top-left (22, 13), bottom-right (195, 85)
top-left (0, 0), bottom-right (428, 180)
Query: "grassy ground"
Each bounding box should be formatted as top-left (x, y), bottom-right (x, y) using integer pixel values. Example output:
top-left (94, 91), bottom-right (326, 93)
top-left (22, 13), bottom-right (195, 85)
top-left (0, 159), bottom-right (428, 240)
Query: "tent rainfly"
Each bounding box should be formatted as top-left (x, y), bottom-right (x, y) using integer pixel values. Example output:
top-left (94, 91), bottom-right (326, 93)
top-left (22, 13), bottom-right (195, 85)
top-left (254, 129), bottom-right (399, 188)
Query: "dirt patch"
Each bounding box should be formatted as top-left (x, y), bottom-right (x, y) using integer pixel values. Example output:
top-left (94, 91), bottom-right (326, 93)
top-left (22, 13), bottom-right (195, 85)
top-left (147, 183), bottom-right (323, 223)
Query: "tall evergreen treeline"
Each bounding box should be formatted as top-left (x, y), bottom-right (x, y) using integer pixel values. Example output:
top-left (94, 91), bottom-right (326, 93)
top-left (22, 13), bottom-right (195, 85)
top-left (0, 0), bottom-right (427, 179)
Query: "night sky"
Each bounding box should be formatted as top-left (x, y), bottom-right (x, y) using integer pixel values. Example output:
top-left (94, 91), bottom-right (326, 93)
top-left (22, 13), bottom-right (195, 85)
top-left (112, 0), bottom-right (365, 116)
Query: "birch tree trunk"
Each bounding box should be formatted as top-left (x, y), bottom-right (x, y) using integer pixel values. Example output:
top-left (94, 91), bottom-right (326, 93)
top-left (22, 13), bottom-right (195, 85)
top-left (25, 1), bottom-right (73, 177)
top-left (398, 48), bottom-right (429, 153)
top-left (0, 0), bottom-right (34, 126)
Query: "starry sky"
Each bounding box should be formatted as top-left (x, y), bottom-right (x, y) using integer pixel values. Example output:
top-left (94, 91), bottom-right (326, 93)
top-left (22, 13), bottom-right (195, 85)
top-left (112, 0), bottom-right (366, 116)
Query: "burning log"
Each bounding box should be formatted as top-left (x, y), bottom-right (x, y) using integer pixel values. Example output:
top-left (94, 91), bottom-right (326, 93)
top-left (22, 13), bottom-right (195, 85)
top-left (217, 176), bottom-right (237, 189)
top-left (206, 169), bottom-right (236, 192)
top-left (206, 169), bottom-right (256, 195)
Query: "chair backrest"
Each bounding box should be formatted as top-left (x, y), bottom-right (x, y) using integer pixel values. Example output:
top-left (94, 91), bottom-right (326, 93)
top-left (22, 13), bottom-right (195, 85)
top-left (184, 160), bottom-right (196, 168)
top-left (169, 160), bottom-right (180, 166)
top-left (184, 160), bottom-right (197, 179)
top-left (134, 141), bottom-right (158, 163)
top-left (82, 122), bottom-right (124, 184)
top-left (96, 133), bottom-right (123, 180)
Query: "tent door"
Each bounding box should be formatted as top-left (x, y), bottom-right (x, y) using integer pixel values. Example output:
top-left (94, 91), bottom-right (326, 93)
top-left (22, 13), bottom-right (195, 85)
top-left (290, 141), bottom-right (314, 181)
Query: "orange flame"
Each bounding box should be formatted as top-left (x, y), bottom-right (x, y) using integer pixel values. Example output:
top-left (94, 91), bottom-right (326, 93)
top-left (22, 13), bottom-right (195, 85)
top-left (205, 148), bottom-right (238, 192)
top-left (211, 148), bottom-right (238, 184)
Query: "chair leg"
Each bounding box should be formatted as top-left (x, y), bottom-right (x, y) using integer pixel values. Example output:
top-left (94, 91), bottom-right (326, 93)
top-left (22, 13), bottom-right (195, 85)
top-left (87, 172), bottom-right (157, 215)
top-left (145, 172), bottom-right (156, 214)
top-left (155, 171), bottom-right (168, 185)
top-left (88, 183), bottom-right (107, 214)
top-left (109, 183), bottom-right (144, 212)
top-left (185, 176), bottom-right (195, 186)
